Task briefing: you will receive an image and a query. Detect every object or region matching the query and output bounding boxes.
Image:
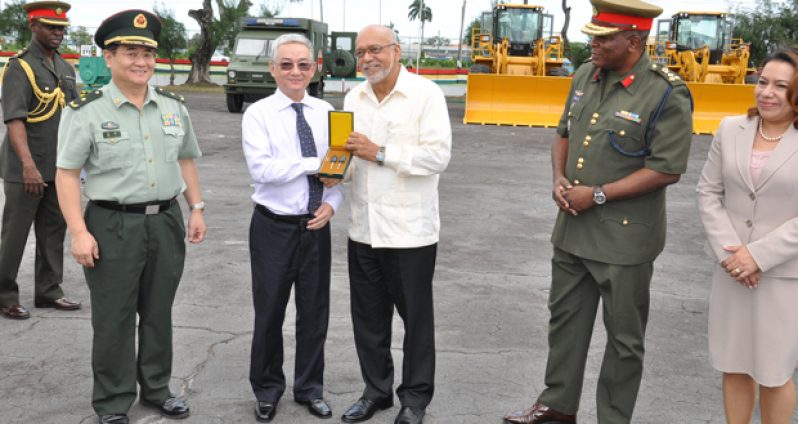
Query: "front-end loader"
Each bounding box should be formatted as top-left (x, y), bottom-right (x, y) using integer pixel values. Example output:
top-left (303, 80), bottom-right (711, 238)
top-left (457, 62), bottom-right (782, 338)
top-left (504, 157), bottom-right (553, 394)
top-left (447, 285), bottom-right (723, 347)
top-left (648, 12), bottom-right (756, 133)
top-left (464, 3), bottom-right (572, 127)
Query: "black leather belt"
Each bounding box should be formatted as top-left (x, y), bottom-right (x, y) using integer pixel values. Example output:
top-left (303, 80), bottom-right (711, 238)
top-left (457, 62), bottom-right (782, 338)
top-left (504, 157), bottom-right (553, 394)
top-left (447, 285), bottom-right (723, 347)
top-left (255, 204), bottom-right (313, 225)
top-left (92, 198), bottom-right (177, 215)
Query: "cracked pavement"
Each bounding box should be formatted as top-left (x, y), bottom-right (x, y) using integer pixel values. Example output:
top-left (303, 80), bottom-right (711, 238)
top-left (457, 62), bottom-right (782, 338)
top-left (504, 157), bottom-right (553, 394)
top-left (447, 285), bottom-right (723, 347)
top-left (1, 91), bottom-right (793, 423)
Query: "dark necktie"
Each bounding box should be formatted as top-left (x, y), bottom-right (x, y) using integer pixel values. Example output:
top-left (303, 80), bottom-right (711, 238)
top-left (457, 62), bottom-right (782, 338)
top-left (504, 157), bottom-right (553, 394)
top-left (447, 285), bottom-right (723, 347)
top-left (291, 103), bottom-right (323, 214)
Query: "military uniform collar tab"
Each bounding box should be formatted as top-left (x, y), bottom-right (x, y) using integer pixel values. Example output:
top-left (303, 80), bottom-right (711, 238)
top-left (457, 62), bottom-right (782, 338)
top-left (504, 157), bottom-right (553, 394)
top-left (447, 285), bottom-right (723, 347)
top-left (616, 54), bottom-right (651, 92)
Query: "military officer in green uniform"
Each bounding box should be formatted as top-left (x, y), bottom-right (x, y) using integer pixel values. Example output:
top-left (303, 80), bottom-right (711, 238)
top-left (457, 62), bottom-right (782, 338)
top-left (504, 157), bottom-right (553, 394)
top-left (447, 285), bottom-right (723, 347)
top-left (55, 9), bottom-right (206, 424)
top-left (0, 0), bottom-right (80, 319)
top-left (504, 0), bottom-right (693, 423)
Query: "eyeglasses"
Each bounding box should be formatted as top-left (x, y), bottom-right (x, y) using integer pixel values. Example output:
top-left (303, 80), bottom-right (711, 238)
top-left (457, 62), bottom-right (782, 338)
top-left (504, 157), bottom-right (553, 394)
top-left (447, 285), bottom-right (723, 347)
top-left (277, 61), bottom-right (314, 72)
top-left (354, 43), bottom-right (396, 59)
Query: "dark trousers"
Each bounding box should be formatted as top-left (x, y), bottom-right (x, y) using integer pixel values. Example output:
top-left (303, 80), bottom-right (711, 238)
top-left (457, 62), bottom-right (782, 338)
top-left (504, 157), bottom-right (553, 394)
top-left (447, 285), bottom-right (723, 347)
top-left (0, 181), bottom-right (65, 307)
top-left (84, 202), bottom-right (186, 415)
top-left (249, 207), bottom-right (331, 403)
top-left (348, 239), bottom-right (437, 409)
top-left (537, 247), bottom-right (653, 424)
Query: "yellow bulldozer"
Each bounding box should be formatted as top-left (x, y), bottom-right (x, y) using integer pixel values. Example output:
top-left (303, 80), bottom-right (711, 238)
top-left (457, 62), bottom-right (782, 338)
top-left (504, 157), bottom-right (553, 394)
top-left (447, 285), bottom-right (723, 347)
top-left (464, 3), bottom-right (573, 127)
top-left (647, 12), bottom-right (756, 133)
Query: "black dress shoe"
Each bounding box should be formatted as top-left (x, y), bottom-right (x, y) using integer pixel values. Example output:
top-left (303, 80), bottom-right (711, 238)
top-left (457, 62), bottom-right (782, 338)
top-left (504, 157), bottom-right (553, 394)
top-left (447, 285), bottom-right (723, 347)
top-left (98, 414), bottom-right (129, 424)
top-left (297, 398), bottom-right (332, 418)
top-left (140, 396), bottom-right (190, 419)
top-left (255, 401), bottom-right (277, 422)
top-left (35, 297), bottom-right (81, 310)
top-left (341, 397), bottom-right (393, 423)
top-left (394, 406), bottom-right (424, 424)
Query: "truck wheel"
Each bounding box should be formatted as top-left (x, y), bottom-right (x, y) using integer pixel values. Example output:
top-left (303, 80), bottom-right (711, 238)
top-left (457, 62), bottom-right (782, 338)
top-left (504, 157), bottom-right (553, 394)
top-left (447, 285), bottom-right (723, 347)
top-left (226, 93), bottom-right (243, 113)
top-left (309, 81), bottom-right (324, 99)
top-left (548, 67), bottom-right (570, 77)
top-left (327, 50), bottom-right (356, 78)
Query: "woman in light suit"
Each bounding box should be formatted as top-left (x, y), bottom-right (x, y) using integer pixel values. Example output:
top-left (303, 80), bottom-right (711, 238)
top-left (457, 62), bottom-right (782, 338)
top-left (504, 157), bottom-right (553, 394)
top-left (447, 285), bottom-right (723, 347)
top-left (697, 48), bottom-right (798, 424)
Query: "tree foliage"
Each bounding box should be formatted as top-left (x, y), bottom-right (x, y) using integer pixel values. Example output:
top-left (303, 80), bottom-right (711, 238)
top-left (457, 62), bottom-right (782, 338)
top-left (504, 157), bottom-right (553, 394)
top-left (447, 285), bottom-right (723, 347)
top-left (0, 0), bottom-right (30, 49)
top-left (425, 35), bottom-right (449, 47)
top-left (154, 4), bottom-right (187, 86)
top-left (68, 26), bottom-right (93, 48)
top-left (733, 0), bottom-right (798, 67)
top-left (408, 0), bottom-right (433, 61)
top-left (462, 18), bottom-right (479, 45)
top-left (568, 41), bottom-right (590, 71)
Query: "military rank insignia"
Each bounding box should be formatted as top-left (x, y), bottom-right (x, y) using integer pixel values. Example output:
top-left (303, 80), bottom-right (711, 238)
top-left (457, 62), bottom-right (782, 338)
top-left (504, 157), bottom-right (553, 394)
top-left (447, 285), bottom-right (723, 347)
top-left (614, 110), bottom-right (641, 124)
top-left (162, 113), bottom-right (181, 127)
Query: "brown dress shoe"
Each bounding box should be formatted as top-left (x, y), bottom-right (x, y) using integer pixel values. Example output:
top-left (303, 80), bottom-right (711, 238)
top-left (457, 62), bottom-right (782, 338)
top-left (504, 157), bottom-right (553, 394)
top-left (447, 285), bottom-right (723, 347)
top-left (1, 304), bottom-right (31, 319)
top-left (35, 297), bottom-right (81, 310)
top-left (503, 402), bottom-right (576, 424)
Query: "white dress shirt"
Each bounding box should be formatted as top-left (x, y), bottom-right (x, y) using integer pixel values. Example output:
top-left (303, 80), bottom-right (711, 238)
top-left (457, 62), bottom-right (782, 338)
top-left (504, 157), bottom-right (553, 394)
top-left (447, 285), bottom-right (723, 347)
top-left (343, 67), bottom-right (452, 248)
top-left (242, 89), bottom-right (343, 215)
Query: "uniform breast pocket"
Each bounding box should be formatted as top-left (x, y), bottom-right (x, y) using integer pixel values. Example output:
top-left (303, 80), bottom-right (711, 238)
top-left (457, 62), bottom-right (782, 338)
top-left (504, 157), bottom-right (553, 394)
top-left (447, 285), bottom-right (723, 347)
top-left (161, 126), bottom-right (185, 162)
top-left (387, 120), bottom-right (419, 145)
top-left (93, 131), bottom-right (133, 170)
top-left (607, 117), bottom-right (646, 157)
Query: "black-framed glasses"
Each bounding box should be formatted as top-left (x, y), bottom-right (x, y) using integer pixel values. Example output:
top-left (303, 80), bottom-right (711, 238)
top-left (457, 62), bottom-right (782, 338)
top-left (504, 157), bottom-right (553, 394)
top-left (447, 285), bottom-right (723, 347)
top-left (354, 43), bottom-right (396, 59)
top-left (277, 61), bottom-right (314, 71)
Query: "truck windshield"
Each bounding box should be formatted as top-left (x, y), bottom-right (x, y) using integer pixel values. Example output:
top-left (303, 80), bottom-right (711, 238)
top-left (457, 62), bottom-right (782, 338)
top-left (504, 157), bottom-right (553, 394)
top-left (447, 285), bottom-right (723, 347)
top-left (235, 38), bottom-right (273, 57)
top-left (496, 8), bottom-right (540, 44)
top-left (676, 15), bottom-right (720, 50)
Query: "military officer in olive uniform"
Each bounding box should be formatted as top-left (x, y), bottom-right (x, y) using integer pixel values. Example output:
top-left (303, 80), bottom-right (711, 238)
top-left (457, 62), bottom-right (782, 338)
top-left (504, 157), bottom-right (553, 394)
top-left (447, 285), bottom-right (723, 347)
top-left (504, 1), bottom-right (693, 423)
top-left (55, 10), bottom-right (205, 424)
top-left (0, 0), bottom-right (80, 319)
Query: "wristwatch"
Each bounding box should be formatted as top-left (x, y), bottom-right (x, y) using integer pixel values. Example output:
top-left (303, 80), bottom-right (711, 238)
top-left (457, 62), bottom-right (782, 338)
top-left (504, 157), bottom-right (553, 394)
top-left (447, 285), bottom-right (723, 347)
top-left (375, 146), bottom-right (385, 166)
top-left (592, 186), bottom-right (607, 205)
top-left (189, 201), bottom-right (206, 212)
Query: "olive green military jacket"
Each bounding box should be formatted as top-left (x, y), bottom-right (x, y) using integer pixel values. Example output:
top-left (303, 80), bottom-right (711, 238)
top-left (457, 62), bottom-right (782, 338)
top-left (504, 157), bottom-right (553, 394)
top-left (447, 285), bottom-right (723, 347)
top-left (0, 41), bottom-right (77, 182)
top-left (56, 81), bottom-right (201, 204)
top-left (551, 54), bottom-right (693, 265)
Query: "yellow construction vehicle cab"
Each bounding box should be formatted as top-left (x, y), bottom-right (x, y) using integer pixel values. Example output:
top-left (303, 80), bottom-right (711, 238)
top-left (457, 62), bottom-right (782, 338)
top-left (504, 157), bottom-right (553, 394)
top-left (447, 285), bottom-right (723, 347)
top-left (464, 3), bottom-right (571, 127)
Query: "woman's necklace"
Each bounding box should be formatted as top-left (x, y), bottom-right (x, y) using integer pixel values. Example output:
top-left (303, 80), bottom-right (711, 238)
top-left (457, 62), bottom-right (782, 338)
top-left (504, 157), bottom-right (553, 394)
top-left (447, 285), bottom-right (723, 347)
top-left (758, 118), bottom-right (788, 142)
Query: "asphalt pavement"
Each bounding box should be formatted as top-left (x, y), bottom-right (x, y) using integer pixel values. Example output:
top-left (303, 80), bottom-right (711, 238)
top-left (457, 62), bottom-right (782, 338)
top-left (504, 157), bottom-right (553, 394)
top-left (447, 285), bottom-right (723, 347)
top-left (0, 91), bottom-right (794, 423)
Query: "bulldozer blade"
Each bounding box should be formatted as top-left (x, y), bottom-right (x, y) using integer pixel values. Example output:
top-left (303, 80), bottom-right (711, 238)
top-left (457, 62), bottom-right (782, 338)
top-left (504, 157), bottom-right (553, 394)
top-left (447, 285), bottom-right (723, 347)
top-left (463, 74), bottom-right (755, 135)
top-left (687, 82), bottom-right (754, 135)
top-left (464, 74), bottom-right (571, 127)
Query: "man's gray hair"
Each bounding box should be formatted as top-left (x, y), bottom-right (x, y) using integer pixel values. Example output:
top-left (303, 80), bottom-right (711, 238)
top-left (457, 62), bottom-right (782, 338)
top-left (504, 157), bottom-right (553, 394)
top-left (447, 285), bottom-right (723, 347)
top-left (270, 33), bottom-right (314, 62)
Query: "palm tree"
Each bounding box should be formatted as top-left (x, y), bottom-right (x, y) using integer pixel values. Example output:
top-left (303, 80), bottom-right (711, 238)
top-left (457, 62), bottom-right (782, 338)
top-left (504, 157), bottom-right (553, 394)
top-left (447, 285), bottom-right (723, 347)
top-left (408, 0), bottom-right (432, 60)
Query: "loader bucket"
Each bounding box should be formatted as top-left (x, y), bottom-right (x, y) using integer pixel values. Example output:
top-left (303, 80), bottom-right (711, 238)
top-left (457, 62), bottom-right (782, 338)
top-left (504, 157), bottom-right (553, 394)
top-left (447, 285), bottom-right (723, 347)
top-left (687, 82), bottom-right (754, 135)
top-left (464, 74), bottom-right (572, 127)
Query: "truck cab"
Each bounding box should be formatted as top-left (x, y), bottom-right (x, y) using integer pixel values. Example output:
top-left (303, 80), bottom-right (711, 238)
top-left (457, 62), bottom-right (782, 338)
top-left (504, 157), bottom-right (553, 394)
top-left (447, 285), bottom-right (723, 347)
top-left (224, 17), bottom-right (328, 113)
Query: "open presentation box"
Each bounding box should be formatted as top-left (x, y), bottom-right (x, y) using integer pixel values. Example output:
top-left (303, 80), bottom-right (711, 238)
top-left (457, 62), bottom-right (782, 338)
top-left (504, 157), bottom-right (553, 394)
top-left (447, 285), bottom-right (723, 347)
top-left (319, 111), bottom-right (353, 179)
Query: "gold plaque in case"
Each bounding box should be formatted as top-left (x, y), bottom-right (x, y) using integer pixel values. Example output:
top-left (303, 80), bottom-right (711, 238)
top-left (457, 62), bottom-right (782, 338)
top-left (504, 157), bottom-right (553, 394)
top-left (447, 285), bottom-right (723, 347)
top-left (319, 111), bottom-right (353, 179)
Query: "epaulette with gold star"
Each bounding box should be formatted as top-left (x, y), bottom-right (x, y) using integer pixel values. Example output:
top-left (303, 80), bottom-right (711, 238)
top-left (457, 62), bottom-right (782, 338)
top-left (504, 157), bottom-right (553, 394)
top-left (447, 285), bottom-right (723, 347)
top-left (69, 90), bottom-right (103, 109)
top-left (155, 87), bottom-right (185, 103)
top-left (649, 63), bottom-right (686, 87)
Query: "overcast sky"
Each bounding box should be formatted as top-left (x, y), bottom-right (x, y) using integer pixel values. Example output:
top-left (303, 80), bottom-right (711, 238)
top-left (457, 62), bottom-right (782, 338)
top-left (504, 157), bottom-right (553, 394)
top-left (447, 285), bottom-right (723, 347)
top-left (64, 0), bottom-right (765, 44)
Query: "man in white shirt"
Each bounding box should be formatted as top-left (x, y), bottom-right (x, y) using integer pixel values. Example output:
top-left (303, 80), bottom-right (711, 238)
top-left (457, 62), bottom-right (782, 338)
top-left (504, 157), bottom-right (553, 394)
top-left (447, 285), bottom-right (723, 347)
top-left (241, 33), bottom-right (343, 423)
top-left (340, 25), bottom-right (452, 424)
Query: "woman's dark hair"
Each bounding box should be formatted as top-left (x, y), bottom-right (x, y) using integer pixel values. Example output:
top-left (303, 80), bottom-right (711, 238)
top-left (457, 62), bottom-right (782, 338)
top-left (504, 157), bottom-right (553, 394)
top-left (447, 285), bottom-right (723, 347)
top-left (747, 48), bottom-right (798, 129)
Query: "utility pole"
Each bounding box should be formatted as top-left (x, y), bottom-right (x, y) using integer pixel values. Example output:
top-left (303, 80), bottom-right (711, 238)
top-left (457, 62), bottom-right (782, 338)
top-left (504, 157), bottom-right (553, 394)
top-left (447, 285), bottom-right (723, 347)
top-left (457, 0), bottom-right (466, 67)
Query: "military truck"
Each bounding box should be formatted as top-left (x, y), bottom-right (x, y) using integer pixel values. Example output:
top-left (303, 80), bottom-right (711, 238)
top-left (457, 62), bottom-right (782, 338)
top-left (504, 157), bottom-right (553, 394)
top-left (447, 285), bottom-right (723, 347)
top-left (224, 17), bottom-right (329, 113)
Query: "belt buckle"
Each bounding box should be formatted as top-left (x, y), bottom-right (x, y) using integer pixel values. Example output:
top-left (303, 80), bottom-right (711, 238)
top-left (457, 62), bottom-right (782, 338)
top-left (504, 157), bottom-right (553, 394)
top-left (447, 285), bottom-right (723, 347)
top-left (144, 204), bottom-right (160, 215)
top-left (299, 217), bottom-right (310, 229)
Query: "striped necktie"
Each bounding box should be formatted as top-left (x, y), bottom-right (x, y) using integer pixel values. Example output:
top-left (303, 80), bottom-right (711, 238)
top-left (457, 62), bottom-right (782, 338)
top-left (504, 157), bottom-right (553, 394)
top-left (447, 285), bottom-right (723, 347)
top-left (291, 102), bottom-right (323, 214)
